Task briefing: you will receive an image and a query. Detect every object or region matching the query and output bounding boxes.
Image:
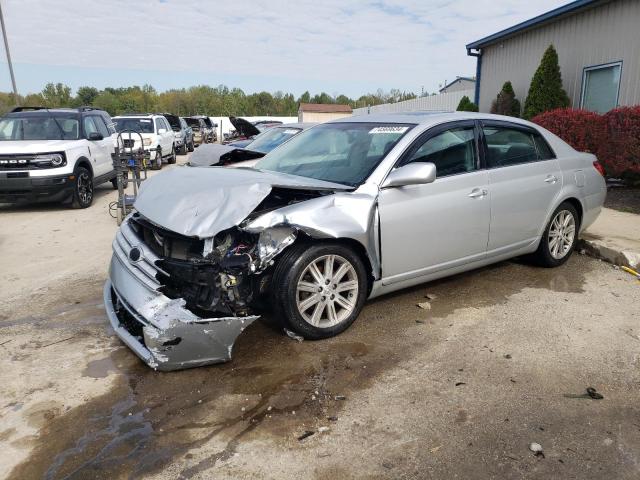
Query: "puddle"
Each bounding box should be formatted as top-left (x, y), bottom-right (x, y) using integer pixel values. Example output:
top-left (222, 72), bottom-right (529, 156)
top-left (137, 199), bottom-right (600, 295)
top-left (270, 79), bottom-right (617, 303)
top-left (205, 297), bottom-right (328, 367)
top-left (6, 256), bottom-right (593, 479)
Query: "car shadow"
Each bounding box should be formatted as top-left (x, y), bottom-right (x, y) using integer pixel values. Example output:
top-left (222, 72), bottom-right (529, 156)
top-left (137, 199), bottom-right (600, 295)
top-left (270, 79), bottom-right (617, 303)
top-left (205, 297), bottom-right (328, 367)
top-left (0, 183), bottom-right (115, 213)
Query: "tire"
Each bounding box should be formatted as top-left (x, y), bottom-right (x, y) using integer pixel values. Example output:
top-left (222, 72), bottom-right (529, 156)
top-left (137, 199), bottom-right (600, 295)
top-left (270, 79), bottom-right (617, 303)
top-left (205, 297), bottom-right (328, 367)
top-left (532, 201), bottom-right (580, 267)
top-left (168, 145), bottom-right (177, 164)
top-left (111, 177), bottom-right (118, 190)
top-left (270, 242), bottom-right (368, 340)
top-left (152, 148), bottom-right (162, 170)
top-left (188, 140), bottom-right (194, 152)
top-left (71, 166), bottom-right (94, 209)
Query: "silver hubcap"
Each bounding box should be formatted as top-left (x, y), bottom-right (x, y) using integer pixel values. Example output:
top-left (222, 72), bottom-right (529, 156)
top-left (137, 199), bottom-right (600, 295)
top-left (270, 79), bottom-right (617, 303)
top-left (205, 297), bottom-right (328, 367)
top-left (548, 210), bottom-right (576, 259)
top-left (296, 254), bottom-right (358, 328)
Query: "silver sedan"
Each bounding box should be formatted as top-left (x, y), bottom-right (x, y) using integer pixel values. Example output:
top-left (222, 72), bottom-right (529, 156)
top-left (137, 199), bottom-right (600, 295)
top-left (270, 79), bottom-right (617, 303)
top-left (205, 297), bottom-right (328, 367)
top-left (104, 112), bottom-right (606, 370)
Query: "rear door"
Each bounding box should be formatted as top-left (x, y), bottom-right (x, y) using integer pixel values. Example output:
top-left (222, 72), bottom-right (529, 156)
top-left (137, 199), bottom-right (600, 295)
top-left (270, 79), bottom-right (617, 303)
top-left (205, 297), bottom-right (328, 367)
top-left (378, 121), bottom-right (490, 284)
top-left (481, 121), bottom-right (561, 255)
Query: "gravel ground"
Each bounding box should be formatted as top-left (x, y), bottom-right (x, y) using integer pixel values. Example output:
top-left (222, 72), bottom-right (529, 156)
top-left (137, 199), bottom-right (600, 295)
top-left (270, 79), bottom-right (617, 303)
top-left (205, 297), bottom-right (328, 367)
top-left (1, 157), bottom-right (639, 479)
top-left (605, 187), bottom-right (640, 215)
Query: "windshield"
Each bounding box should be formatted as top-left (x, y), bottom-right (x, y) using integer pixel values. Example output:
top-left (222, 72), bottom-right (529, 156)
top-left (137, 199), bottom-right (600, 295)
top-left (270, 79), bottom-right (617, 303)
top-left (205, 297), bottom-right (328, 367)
top-left (113, 118), bottom-right (154, 134)
top-left (246, 126), bottom-right (302, 153)
top-left (255, 122), bottom-right (413, 186)
top-left (0, 114), bottom-right (80, 141)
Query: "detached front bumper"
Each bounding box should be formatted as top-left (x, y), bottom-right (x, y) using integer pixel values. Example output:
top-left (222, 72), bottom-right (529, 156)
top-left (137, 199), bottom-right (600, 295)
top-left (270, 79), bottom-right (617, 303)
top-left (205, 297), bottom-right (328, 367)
top-left (104, 219), bottom-right (259, 371)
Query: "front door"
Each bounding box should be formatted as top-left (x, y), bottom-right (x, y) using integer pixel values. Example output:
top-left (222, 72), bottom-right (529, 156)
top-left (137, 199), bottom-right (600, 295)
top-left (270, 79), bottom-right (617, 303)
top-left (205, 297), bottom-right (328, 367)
top-left (378, 121), bottom-right (491, 284)
top-left (83, 116), bottom-right (111, 177)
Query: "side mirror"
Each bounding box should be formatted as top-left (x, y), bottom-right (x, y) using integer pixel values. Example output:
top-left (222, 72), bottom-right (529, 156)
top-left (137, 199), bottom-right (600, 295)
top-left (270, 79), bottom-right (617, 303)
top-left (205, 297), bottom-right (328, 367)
top-left (381, 162), bottom-right (437, 188)
top-left (88, 132), bottom-right (103, 141)
top-left (158, 128), bottom-right (167, 134)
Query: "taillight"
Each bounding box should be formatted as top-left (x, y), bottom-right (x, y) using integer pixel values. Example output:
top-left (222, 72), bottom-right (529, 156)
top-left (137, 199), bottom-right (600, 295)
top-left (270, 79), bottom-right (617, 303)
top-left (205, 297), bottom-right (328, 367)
top-left (593, 160), bottom-right (606, 177)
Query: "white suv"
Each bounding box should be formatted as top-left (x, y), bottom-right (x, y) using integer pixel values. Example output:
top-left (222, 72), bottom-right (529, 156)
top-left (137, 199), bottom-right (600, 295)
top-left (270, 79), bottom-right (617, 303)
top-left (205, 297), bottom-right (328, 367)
top-left (112, 114), bottom-right (176, 170)
top-left (0, 106), bottom-right (117, 208)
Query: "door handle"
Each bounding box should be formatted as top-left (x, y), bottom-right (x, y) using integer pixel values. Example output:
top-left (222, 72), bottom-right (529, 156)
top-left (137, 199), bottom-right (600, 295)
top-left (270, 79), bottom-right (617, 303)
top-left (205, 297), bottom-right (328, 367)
top-left (544, 175), bottom-right (558, 184)
top-left (468, 188), bottom-right (488, 199)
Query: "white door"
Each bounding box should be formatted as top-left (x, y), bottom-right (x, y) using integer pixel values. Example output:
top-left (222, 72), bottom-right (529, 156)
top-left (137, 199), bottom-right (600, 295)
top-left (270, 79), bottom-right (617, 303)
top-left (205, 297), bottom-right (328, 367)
top-left (83, 116), bottom-right (111, 177)
top-left (378, 121), bottom-right (490, 284)
top-left (481, 122), bottom-right (562, 255)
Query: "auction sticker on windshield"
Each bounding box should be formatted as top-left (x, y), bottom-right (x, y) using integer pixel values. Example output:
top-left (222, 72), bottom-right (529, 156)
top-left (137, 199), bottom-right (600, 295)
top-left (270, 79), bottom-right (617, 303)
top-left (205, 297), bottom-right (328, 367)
top-left (369, 126), bottom-right (409, 134)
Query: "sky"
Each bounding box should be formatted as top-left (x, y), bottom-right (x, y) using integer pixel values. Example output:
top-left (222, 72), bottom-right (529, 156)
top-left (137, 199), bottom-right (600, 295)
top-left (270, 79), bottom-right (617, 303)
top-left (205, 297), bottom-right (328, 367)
top-left (0, 0), bottom-right (570, 98)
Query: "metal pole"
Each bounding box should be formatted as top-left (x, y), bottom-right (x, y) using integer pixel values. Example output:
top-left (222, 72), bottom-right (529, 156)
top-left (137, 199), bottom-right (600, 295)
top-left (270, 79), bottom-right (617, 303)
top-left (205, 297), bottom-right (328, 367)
top-left (0, 0), bottom-right (17, 103)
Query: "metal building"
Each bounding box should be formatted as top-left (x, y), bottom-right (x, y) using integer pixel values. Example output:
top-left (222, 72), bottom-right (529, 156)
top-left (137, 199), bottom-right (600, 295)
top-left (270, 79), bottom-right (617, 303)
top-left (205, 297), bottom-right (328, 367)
top-left (467, 0), bottom-right (640, 113)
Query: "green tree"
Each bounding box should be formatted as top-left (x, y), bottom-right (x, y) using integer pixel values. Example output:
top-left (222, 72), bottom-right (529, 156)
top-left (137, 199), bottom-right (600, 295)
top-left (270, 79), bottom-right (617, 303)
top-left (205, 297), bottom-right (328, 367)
top-left (523, 45), bottom-right (570, 119)
top-left (490, 81), bottom-right (521, 117)
top-left (74, 86), bottom-right (99, 106)
top-left (456, 96), bottom-right (479, 112)
top-left (298, 91), bottom-right (311, 104)
top-left (41, 82), bottom-right (72, 107)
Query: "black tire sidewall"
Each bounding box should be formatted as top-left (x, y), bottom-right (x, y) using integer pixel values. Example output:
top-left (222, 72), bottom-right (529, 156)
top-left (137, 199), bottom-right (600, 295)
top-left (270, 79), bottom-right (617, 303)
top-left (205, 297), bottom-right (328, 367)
top-left (272, 243), bottom-right (368, 340)
top-left (72, 166), bottom-right (93, 208)
top-left (536, 202), bottom-right (580, 267)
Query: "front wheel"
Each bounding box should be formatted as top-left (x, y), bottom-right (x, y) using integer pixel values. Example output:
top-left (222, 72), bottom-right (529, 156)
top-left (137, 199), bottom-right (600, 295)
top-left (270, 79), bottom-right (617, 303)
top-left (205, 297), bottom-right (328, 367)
top-left (532, 202), bottom-right (579, 267)
top-left (151, 148), bottom-right (162, 170)
top-left (71, 166), bottom-right (93, 209)
top-left (271, 243), bottom-right (368, 340)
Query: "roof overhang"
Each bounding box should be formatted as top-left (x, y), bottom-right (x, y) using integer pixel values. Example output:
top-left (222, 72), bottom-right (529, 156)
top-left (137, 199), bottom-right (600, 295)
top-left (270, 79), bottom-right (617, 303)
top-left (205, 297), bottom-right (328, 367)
top-left (466, 0), bottom-right (602, 51)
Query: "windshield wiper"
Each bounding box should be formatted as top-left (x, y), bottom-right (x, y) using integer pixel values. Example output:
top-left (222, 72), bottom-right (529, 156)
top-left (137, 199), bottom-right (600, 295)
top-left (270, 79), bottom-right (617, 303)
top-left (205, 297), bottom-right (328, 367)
top-left (45, 108), bottom-right (65, 140)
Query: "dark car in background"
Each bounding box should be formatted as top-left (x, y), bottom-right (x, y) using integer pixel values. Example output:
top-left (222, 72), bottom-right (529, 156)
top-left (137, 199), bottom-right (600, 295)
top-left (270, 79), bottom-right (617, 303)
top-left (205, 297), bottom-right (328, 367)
top-left (184, 117), bottom-right (209, 147)
top-left (223, 117), bottom-right (261, 145)
top-left (160, 113), bottom-right (194, 154)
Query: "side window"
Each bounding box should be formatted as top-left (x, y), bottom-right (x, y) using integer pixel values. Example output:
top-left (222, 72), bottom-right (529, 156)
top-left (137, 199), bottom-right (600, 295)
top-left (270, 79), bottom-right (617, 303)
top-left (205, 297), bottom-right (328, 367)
top-left (155, 118), bottom-right (163, 132)
top-left (483, 126), bottom-right (539, 168)
top-left (91, 116), bottom-right (110, 138)
top-left (103, 115), bottom-right (116, 134)
top-left (533, 133), bottom-right (555, 160)
top-left (404, 126), bottom-right (477, 177)
top-left (83, 116), bottom-right (98, 137)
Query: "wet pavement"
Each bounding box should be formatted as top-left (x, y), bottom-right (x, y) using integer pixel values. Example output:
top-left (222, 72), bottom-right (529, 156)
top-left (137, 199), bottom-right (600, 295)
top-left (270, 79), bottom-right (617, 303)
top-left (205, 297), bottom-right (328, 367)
top-left (2, 255), bottom-right (640, 479)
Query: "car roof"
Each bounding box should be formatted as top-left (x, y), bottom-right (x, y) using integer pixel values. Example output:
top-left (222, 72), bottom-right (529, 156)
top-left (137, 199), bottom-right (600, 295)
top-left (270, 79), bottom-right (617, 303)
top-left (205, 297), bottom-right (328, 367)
top-left (329, 111), bottom-right (538, 128)
top-left (112, 114), bottom-right (159, 119)
top-left (275, 122), bottom-right (316, 129)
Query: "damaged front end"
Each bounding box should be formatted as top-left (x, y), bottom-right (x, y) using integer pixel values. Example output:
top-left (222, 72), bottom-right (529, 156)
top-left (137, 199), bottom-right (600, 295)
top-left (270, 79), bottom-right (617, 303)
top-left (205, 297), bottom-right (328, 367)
top-left (104, 213), bottom-right (299, 371)
top-left (104, 166), bottom-right (370, 371)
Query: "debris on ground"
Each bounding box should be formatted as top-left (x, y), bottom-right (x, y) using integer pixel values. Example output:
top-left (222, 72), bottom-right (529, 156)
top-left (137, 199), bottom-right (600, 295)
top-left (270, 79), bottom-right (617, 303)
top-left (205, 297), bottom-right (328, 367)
top-left (425, 292), bottom-right (438, 300)
top-left (621, 266), bottom-right (640, 280)
top-left (297, 431), bottom-right (315, 441)
top-left (417, 301), bottom-right (431, 310)
top-left (318, 426), bottom-right (330, 433)
top-left (563, 387), bottom-right (604, 400)
top-left (415, 319), bottom-right (426, 324)
top-left (504, 354), bottom-right (512, 359)
top-left (284, 329), bottom-right (304, 342)
top-left (430, 445), bottom-right (443, 453)
top-left (335, 395), bottom-right (347, 400)
top-left (327, 416), bottom-right (338, 422)
top-left (455, 382), bottom-right (466, 386)
top-left (529, 442), bottom-right (545, 458)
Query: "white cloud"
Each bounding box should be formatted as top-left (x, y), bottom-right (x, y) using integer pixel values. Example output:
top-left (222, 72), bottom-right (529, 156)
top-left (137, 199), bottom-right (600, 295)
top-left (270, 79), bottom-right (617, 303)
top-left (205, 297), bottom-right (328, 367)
top-left (2, 0), bottom-right (568, 95)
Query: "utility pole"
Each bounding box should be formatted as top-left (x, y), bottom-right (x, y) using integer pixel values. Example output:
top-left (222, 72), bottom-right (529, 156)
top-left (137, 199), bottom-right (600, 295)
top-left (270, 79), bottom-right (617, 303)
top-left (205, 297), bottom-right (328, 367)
top-left (0, 0), bottom-right (17, 103)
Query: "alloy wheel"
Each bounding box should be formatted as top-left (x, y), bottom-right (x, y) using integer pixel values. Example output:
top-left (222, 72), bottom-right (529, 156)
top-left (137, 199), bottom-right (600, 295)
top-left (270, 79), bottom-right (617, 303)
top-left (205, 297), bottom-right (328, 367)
top-left (296, 254), bottom-right (359, 328)
top-left (548, 209), bottom-right (576, 259)
top-left (77, 171), bottom-right (93, 205)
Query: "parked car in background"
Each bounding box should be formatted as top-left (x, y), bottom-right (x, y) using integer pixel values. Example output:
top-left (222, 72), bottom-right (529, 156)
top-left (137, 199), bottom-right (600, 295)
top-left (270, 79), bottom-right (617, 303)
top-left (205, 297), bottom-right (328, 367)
top-left (189, 122), bottom-right (315, 167)
top-left (189, 115), bottom-right (214, 143)
top-left (222, 116), bottom-right (261, 145)
top-left (160, 113), bottom-right (194, 154)
top-left (0, 106), bottom-right (117, 208)
top-left (104, 111), bottom-right (606, 370)
top-left (208, 117), bottom-right (219, 142)
top-left (184, 117), bottom-right (209, 147)
top-left (112, 114), bottom-right (176, 170)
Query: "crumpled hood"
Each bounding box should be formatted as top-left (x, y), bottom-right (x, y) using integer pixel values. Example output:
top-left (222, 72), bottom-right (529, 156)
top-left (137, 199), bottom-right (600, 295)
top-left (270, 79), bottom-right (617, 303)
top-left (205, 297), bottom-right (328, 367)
top-left (134, 166), bottom-right (351, 238)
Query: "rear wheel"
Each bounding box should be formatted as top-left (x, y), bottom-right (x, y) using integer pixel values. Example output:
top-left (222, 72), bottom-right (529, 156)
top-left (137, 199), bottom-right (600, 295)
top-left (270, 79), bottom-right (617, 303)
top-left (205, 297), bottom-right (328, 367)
top-left (188, 140), bottom-right (194, 152)
top-left (71, 166), bottom-right (93, 209)
top-left (168, 145), bottom-right (177, 164)
top-left (532, 202), bottom-right (579, 267)
top-left (271, 243), bottom-right (368, 339)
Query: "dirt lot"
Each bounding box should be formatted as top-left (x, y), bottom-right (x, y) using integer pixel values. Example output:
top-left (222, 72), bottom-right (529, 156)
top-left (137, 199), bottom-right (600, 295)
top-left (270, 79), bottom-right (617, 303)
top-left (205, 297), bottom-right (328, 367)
top-left (1, 156), bottom-right (640, 479)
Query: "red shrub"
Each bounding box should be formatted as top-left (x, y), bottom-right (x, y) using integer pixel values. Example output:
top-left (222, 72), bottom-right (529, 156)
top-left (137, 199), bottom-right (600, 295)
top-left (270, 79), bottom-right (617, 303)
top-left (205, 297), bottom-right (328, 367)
top-left (532, 107), bottom-right (640, 178)
top-left (601, 106), bottom-right (640, 178)
top-left (532, 108), bottom-right (606, 156)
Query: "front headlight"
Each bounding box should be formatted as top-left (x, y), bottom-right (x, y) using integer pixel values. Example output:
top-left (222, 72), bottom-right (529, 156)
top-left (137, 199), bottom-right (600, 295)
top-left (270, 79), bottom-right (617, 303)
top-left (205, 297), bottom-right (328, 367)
top-left (32, 153), bottom-right (66, 168)
top-left (143, 138), bottom-right (152, 146)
